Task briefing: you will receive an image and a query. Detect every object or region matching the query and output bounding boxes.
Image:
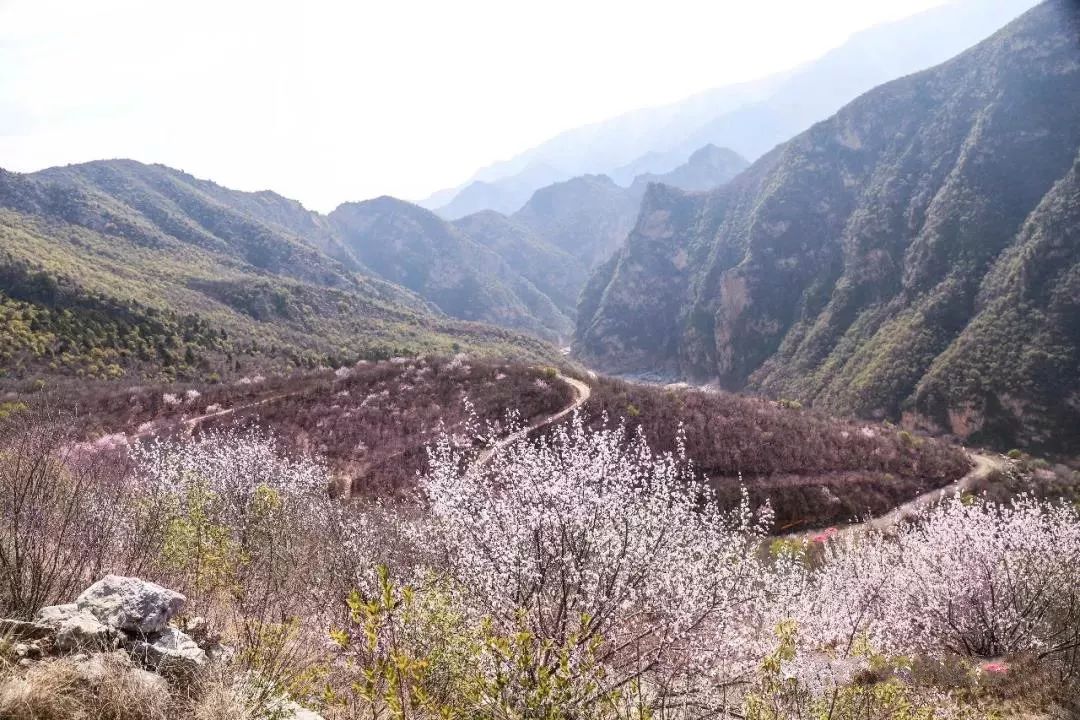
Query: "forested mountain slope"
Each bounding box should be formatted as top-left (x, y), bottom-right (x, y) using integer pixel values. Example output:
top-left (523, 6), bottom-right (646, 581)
top-left (576, 0), bottom-right (1080, 453)
top-left (0, 162), bottom-right (556, 383)
top-left (329, 197), bottom-right (573, 340)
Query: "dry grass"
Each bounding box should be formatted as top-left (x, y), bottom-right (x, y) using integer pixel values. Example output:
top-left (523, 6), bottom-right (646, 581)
top-left (188, 666), bottom-right (263, 720)
top-left (0, 651), bottom-right (172, 720)
top-left (0, 649), bottom-right (319, 720)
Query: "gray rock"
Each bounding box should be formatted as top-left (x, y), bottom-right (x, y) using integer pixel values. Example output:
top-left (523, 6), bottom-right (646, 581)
top-left (34, 603), bottom-right (79, 627)
top-left (0, 618), bottom-right (54, 641)
top-left (204, 641), bottom-right (235, 663)
top-left (129, 627), bottom-right (206, 675)
top-left (55, 610), bottom-right (117, 652)
top-left (76, 575), bottom-right (186, 633)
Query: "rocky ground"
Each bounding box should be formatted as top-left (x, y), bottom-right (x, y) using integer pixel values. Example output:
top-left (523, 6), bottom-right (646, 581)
top-left (0, 575), bottom-right (322, 719)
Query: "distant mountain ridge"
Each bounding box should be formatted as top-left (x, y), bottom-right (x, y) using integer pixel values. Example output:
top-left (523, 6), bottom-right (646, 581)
top-left (630, 145), bottom-right (749, 194)
top-left (449, 145), bottom-right (750, 310)
top-left (0, 134), bottom-right (752, 384)
top-left (423, 0), bottom-right (1037, 219)
top-left (328, 196), bottom-right (573, 340)
top-left (0, 160), bottom-right (558, 382)
top-left (575, 0), bottom-right (1080, 453)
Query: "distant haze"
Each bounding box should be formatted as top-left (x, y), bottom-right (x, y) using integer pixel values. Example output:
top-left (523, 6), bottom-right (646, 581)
top-left (1, 0), bottom-right (995, 211)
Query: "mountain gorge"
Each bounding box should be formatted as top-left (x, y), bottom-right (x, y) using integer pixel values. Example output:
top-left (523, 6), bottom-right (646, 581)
top-left (576, 0), bottom-right (1080, 453)
top-left (3, 135), bottom-right (747, 385)
top-left (451, 145), bottom-right (750, 289)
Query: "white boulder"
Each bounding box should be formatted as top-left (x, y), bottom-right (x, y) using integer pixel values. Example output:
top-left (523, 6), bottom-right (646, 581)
top-left (76, 575), bottom-right (186, 634)
top-left (33, 603), bottom-right (79, 626)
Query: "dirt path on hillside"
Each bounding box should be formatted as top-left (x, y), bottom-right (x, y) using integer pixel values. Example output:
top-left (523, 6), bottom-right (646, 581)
top-left (130, 391), bottom-right (297, 441)
top-left (785, 452), bottom-right (1006, 541)
top-left (863, 452), bottom-right (1003, 532)
top-left (171, 373), bottom-right (592, 451)
top-left (473, 373), bottom-right (591, 467)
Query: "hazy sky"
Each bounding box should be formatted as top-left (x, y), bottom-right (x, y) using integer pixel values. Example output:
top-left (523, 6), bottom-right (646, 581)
top-left (0, 0), bottom-right (950, 211)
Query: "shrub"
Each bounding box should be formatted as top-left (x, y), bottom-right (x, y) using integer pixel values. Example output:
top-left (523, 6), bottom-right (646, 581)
top-left (742, 622), bottom-right (971, 720)
top-left (0, 407), bottom-right (136, 617)
top-left (797, 496), bottom-right (1080, 676)
top-left (568, 375), bottom-right (970, 531)
top-left (329, 566), bottom-right (461, 720)
top-left (128, 430), bottom-right (347, 698)
top-left (0, 402), bottom-right (27, 421)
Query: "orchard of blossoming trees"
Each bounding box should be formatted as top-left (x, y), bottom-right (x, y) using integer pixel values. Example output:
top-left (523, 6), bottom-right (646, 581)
top-left (0, 403), bottom-right (1077, 719)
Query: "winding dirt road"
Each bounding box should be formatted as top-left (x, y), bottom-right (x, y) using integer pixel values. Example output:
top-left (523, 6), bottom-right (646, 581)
top-left (786, 451), bottom-right (1006, 540)
top-left (862, 452), bottom-right (1004, 533)
top-left (130, 391), bottom-right (298, 441)
top-left (133, 371), bottom-right (592, 474)
top-left (136, 370), bottom-right (1002, 541)
top-left (473, 373), bottom-right (591, 467)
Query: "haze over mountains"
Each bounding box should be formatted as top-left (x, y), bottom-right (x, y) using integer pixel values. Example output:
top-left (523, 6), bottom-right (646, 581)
top-left (577, 0), bottom-right (1080, 453)
top-left (423, 0), bottom-right (1037, 220)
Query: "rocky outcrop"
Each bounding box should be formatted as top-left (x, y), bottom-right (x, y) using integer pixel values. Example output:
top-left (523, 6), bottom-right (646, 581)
top-left (3, 576), bottom-right (325, 718)
top-left (35, 602), bottom-right (117, 652)
top-left (30, 576), bottom-right (199, 671)
top-left (33, 603), bottom-right (79, 626)
top-left (55, 611), bottom-right (116, 652)
top-left (75, 574), bottom-right (185, 634)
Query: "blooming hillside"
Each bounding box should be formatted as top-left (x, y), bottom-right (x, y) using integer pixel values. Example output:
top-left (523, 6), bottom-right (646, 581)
top-left (0, 407), bottom-right (1076, 718)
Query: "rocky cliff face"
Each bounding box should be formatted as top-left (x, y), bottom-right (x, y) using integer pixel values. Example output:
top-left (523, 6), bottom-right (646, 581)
top-left (576, 0), bottom-right (1080, 453)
